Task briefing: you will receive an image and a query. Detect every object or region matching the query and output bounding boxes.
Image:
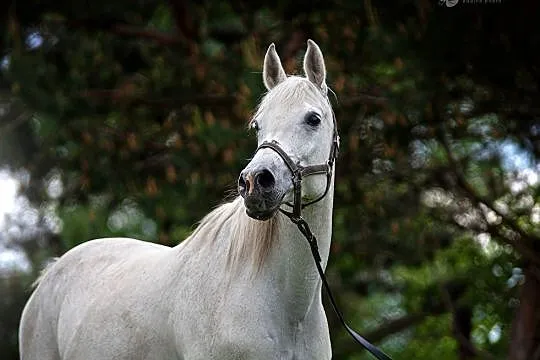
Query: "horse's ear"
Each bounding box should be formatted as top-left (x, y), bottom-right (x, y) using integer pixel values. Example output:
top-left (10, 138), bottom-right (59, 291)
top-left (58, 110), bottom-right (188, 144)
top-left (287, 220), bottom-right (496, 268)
top-left (263, 43), bottom-right (287, 90)
top-left (303, 39), bottom-right (327, 92)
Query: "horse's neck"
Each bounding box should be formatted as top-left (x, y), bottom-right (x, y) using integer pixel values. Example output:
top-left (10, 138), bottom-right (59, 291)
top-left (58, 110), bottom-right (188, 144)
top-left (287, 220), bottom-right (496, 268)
top-left (266, 180), bottom-right (335, 317)
top-left (169, 180), bottom-right (335, 320)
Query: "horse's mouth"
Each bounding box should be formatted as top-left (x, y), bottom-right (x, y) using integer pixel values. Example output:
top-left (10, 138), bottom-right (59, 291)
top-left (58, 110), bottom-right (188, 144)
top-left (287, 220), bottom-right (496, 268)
top-left (245, 207), bottom-right (278, 221)
top-left (243, 193), bottom-right (284, 221)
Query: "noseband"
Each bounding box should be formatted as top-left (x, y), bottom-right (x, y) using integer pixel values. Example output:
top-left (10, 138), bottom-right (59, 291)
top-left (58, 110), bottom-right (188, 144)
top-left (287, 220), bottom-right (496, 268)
top-left (249, 113), bottom-right (392, 360)
top-left (255, 119), bottom-right (339, 221)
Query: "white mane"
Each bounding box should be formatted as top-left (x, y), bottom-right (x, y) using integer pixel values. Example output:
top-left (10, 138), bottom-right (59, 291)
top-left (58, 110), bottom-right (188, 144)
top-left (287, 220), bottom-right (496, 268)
top-left (183, 197), bottom-right (282, 274)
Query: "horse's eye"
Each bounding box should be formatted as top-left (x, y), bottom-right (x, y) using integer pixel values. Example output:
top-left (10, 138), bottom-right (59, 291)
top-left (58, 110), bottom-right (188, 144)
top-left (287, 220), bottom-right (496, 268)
top-left (305, 112), bottom-right (321, 127)
top-left (250, 121), bottom-right (260, 132)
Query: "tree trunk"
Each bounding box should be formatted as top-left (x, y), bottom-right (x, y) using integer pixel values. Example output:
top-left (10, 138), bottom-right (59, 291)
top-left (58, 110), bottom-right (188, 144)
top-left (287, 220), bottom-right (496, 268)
top-left (453, 306), bottom-right (474, 360)
top-left (508, 264), bottom-right (540, 360)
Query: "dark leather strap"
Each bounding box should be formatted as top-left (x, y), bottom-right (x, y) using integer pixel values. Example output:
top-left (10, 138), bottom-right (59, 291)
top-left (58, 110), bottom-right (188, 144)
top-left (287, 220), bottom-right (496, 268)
top-left (252, 113), bottom-right (392, 360)
top-left (257, 141), bottom-right (299, 175)
top-left (284, 216), bottom-right (393, 360)
top-left (255, 125), bottom-right (339, 218)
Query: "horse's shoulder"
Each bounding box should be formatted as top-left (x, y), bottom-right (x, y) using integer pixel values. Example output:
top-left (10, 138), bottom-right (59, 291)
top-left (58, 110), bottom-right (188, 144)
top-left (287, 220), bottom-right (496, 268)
top-left (79, 236), bottom-right (167, 249)
top-left (36, 238), bottom-right (168, 287)
top-left (61, 237), bottom-right (167, 259)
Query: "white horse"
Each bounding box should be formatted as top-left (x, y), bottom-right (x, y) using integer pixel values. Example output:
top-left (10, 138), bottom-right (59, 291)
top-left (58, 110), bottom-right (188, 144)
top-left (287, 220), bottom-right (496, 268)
top-left (19, 39), bottom-right (337, 360)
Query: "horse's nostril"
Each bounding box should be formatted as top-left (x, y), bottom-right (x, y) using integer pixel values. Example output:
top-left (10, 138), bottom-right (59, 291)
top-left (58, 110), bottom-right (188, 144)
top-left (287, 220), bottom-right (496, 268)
top-left (238, 174), bottom-right (248, 196)
top-left (255, 169), bottom-right (275, 190)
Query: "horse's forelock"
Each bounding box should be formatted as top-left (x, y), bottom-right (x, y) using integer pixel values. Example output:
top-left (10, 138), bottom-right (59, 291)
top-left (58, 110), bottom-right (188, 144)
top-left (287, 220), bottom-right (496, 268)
top-left (254, 76), bottom-right (332, 124)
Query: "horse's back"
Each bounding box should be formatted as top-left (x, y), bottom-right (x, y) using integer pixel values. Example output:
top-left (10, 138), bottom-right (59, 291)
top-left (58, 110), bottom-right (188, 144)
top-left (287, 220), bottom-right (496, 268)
top-left (19, 237), bottom-right (174, 360)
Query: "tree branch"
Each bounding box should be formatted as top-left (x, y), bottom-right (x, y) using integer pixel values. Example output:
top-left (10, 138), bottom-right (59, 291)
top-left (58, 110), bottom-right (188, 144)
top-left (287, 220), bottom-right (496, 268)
top-left (340, 93), bottom-right (389, 107)
top-left (335, 312), bottom-right (432, 356)
top-left (0, 110), bottom-right (32, 137)
top-left (440, 285), bottom-right (498, 360)
top-left (79, 89), bottom-right (237, 108)
top-left (335, 299), bottom-right (455, 357)
top-left (432, 204), bottom-right (540, 273)
top-left (167, 0), bottom-right (197, 42)
top-left (47, 18), bottom-right (190, 48)
top-left (437, 125), bottom-right (540, 265)
top-left (362, 313), bottom-right (429, 342)
top-left (533, 344), bottom-right (540, 360)
top-left (110, 23), bottom-right (186, 46)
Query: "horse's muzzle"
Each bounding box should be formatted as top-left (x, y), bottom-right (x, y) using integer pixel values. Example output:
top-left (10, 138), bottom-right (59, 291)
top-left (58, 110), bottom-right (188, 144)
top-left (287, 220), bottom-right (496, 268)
top-left (238, 168), bottom-right (283, 220)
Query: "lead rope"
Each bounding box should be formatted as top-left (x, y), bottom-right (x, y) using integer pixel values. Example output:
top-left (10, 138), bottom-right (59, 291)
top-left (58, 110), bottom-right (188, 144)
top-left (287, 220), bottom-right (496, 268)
top-left (255, 116), bottom-right (391, 359)
top-left (281, 213), bottom-right (393, 360)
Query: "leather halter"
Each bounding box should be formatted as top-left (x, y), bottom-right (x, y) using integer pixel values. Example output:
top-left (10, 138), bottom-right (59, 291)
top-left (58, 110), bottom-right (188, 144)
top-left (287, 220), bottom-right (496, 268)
top-left (250, 113), bottom-right (393, 360)
top-left (254, 115), bottom-right (340, 221)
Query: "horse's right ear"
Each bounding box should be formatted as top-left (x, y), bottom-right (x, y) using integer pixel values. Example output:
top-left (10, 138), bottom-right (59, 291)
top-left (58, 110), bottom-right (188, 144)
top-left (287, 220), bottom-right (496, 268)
top-left (303, 39), bottom-right (327, 93)
top-left (263, 43), bottom-right (286, 90)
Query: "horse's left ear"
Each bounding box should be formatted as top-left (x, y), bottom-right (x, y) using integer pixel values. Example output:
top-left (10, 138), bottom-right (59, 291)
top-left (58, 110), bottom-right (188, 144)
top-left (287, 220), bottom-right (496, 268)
top-left (303, 39), bottom-right (327, 93)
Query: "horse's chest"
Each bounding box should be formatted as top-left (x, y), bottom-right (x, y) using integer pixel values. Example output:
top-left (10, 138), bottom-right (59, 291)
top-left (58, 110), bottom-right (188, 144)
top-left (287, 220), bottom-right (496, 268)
top-left (176, 280), bottom-right (331, 359)
top-left (208, 316), bottom-right (327, 360)
top-left (210, 333), bottom-right (312, 360)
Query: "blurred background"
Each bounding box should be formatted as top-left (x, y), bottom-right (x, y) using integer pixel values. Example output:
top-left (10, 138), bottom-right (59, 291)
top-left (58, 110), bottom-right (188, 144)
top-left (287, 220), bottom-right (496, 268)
top-left (1, 1), bottom-right (539, 359)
